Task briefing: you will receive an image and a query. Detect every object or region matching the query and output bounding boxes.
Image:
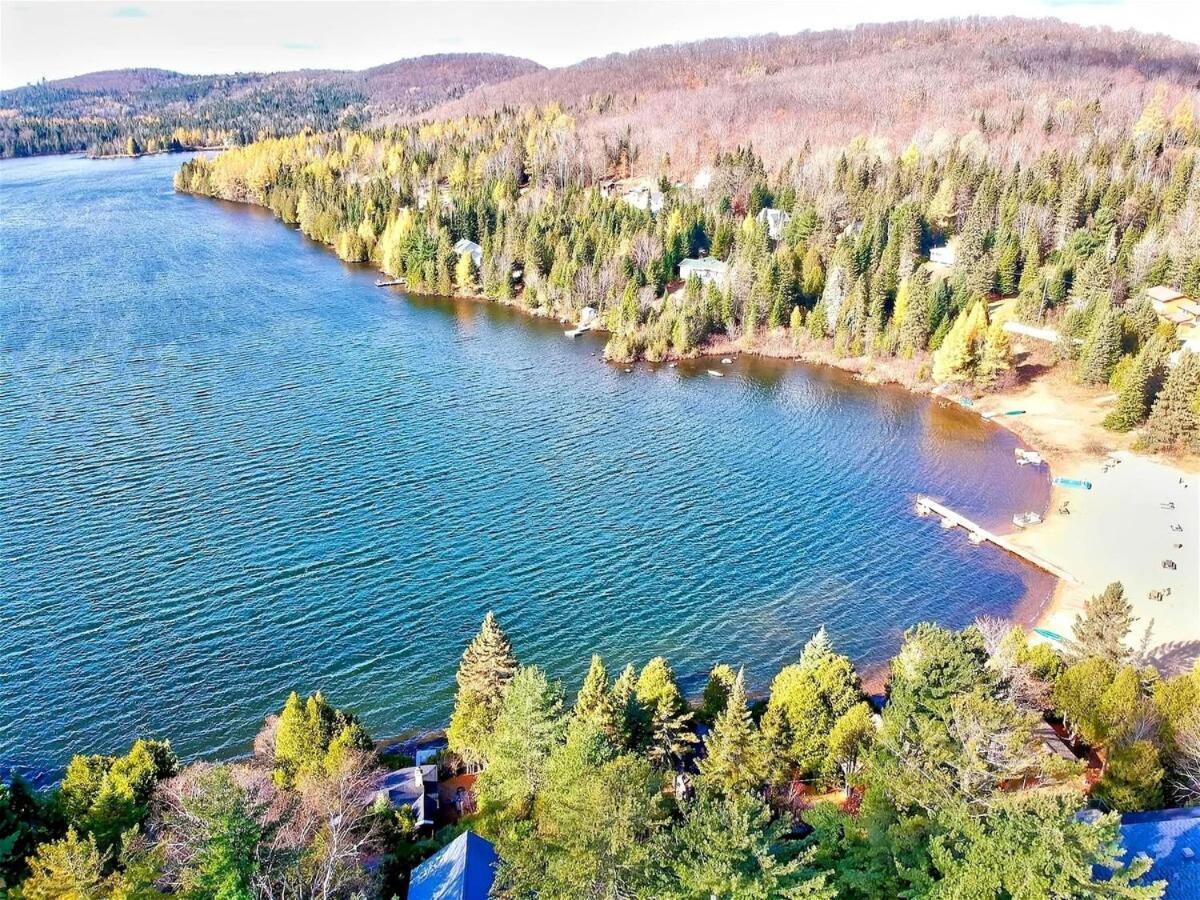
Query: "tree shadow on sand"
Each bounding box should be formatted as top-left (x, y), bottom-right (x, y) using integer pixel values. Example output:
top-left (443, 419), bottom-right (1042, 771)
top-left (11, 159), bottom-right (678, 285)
top-left (1144, 640), bottom-right (1200, 676)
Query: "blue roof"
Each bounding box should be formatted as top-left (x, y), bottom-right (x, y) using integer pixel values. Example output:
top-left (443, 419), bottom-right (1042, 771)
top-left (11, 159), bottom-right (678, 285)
top-left (1121, 807), bottom-right (1200, 898)
top-left (408, 831), bottom-right (498, 900)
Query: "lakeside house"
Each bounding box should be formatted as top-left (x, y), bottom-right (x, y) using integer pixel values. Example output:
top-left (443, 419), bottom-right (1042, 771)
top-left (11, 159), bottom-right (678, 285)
top-left (407, 831), bottom-right (499, 900)
top-left (1118, 807), bottom-right (1200, 898)
top-left (453, 238), bottom-right (483, 269)
top-left (371, 765), bottom-right (440, 828)
top-left (679, 256), bottom-right (730, 287)
top-left (929, 243), bottom-right (957, 267)
top-left (756, 207), bottom-right (791, 241)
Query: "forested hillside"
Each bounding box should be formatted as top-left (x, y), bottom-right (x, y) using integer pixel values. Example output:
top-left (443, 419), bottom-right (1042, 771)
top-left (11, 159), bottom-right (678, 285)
top-left (175, 75), bottom-right (1200, 452)
top-left (0, 53), bottom-right (542, 158)
top-left (429, 18), bottom-right (1200, 172)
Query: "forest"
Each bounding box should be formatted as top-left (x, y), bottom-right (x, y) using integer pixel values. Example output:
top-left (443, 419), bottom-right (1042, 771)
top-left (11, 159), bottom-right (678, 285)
top-left (174, 83), bottom-right (1200, 453)
top-left (2, 583), bottom-right (1197, 897)
top-left (0, 54), bottom-right (541, 158)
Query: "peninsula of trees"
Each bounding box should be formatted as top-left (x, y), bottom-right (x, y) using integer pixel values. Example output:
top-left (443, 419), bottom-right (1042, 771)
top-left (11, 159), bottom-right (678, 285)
top-left (3, 587), bottom-right (1197, 897)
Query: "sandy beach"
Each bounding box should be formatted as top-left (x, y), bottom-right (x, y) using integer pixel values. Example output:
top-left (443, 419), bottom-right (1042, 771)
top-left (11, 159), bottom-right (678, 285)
top-left (977, 370), bottom-right (1200, 675)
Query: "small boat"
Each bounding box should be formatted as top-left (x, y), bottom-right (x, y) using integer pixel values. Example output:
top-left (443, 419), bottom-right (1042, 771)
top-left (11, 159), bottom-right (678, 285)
top-left (968, 531), bottom-right (986, 544)
top-left (1053, 477), bottom-right (1093, 491)
top-left (706, 369), bottom-right (724, 377)
top-left (1015, 448), bottom-right (1044, 466)
top-left (1034, 627), bottom-right (1064, 643)
top-left (958, 397), bottom-right (974, 408)
top-left (564, 328), bottom-right (582, 338)
top-left (668, 362), bottom-right (678, 369)
top-left (1012, 511), bottom-right (1042, 528)
top-left (1003, 409), bottom-right (1026, 417)
top-left (721, 357), bottom-right (733, 364)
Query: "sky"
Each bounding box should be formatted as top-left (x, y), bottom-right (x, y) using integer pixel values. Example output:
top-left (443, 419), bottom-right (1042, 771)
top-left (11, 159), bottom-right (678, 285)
top-left (2, 0), bottom-right (1198, 90)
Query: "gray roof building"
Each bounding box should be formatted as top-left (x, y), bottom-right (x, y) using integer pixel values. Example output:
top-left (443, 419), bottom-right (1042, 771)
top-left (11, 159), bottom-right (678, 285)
top-left (373, 765), bottom-right (439, 828)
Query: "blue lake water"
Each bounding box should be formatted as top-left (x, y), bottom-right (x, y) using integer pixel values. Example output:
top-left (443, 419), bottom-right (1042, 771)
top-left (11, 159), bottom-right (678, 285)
top-left (1, 153), bottom-right (1052, 774)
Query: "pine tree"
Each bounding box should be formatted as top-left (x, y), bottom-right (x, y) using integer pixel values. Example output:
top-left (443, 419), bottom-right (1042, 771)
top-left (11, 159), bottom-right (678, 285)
top-left (573, 654), bottom-right (620, 740)
top-left (698, 663), bottom-right (738, 724)
top-left (697, 669), bottom-right (767, 797)
top-left (1079, 303), bottom-right (1122, 385)
top-left (1143, 351), bottom-right (1200, 451)
top-left (1066, 582), bottom-right (1135, 665)
top-left (447, 611), bottom-right (519, 764)
top-left (1104, 337), bottom-right (1166, 431)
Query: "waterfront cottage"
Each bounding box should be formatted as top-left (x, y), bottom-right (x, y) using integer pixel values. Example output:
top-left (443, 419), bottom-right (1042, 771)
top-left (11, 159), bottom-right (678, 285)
top-left (372, 765), bottom-right (440, 828)
top-left (453, 238), bottom-right (483, 269)
top-left (756, 207), bottom-right (791, 241)
top-left (407, 831), bottom-right (499, 900)
top-left (679, 256), bottom-right (730, 287)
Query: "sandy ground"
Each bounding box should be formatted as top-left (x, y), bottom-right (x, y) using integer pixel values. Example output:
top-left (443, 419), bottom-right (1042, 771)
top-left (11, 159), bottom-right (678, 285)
top-left (979, 365), bottom-right (1200, 675)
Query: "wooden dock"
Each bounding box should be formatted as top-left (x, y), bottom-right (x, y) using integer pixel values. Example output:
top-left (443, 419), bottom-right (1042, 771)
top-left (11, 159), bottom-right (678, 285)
top-left (375, 278), bottom-right (405, 287)
top-left (915, 496), bottom-right (1078, 583)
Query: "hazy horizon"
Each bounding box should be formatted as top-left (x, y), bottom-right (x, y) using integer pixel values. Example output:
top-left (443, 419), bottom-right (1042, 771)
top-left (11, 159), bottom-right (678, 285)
top-left (3, 0), bottom-right (1199, 90)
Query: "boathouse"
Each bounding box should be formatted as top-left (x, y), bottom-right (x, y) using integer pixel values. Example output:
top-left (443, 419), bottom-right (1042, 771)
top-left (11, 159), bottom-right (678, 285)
top-left (679, 256), bottom-right (730, 287)
top-left (407, 831), bottom-right (499, 900)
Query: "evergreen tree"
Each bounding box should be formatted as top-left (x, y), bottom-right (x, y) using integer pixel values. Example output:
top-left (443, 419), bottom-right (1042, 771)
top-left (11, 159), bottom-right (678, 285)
top-left (698, 663), bottom-right (738, 724)
top-left (474, 665), bottom-right (565, 817)
top-left (1066, 582), bottom-right (1135, 665)
top-left (1078, 302), bottom-right (1122, 385)
top-left (698, 669), bottom-right (768, 797)
top-left (1104, 337), bottom-right (1167, 431)
top-left (447, 611), bottom-right (519, 765)
top-left (573, 654), bottom-right (621, 740)
top-left (1143, 351), bottom-right (1200, 451)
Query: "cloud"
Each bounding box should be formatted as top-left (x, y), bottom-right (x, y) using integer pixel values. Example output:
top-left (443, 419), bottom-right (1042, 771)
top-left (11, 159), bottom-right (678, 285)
top-left (281, 41), bottom-right (321, 51)
top-left (112, 5), bottom-right (148, 18)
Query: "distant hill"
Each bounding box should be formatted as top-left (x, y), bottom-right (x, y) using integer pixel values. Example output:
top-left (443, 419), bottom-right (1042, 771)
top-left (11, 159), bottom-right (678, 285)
top-left (0, 53), bottom-right (543, 157)
top-left (423, 18), bottom-right (1200, 171)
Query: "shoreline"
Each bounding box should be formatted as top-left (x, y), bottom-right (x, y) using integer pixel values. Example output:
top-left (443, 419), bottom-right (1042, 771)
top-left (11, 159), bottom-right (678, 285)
top-left (224, 190), bottom-right (1198, 677)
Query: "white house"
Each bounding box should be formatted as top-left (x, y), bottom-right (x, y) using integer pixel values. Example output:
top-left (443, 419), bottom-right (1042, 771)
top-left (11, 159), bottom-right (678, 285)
top-left (756, 207), bottom-right (791, 241)
top-left (679, 257), bottom-right (730, 287)
top-left (453, 239), bottom-right (483, 269)
top-left (621, 187), bottom-right (665, 215)
top-left (929, 244), bottom-right (956, 267)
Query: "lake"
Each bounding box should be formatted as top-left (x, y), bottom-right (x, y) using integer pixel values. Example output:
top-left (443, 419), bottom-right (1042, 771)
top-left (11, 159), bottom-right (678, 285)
top-left (0, 153), bottom-right (1052, 775)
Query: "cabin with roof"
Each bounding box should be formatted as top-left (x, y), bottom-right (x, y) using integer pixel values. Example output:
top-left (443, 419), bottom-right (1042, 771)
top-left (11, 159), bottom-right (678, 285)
top-left (453, 239), bottom-right (483, 270)
top-left (372, 765), bottom-right (440, 828)
top-left (407, 831), bottom-right (499, 900)
top-left (679, 257), bottom-right (730, 287)
top-left (756, 207), bottom-right (791, 241)
top-left (1118, 807), bottom-right (1200, 898)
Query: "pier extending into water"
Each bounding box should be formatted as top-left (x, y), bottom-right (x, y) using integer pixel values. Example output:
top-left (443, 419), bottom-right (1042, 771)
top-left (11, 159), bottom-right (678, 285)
top-left (915, 496), bottom-right (1078, 583)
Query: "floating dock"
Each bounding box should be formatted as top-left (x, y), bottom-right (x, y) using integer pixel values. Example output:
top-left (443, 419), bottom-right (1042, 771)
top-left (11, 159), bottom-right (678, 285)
top-left (375, 279), bottom-right (405, 287)
top-left (915, 495), bottom-right (1078, 583)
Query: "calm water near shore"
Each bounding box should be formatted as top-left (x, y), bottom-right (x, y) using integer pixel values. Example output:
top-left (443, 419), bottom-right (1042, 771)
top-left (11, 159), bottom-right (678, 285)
top-left (1, 153), bottom-right (1052, 775)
